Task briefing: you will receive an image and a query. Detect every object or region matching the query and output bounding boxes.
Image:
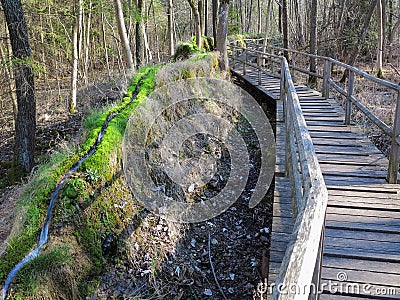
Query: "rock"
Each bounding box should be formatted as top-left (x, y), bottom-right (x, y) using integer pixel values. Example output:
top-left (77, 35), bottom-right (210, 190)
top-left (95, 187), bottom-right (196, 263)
top-left (204, 289), bottom-right (213, 296)
top-left (102, 234), bottom-right (118, 257)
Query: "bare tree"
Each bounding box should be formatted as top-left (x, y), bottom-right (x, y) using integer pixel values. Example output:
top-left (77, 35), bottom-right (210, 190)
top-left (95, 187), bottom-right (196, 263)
top-left (282, 0), bottom-right (289, 59)
top-left (1, 0), bottom-right (36, 173)
top-left (212, 0), bottom-right (218, 46)
top-left (341, 0), bottom-right (377, 82)
top-left (377, 0), bottom-right (384, 78)
top-left (187, 0), bottom-right (202, 49)
top-left (308, 0), bottom-right (318, 87)
top-left (217, 0), bottom-right (230, 71)
top-left (168, 0), bottom-right (175, 55)
top-left (70, 0), bottom-right (83, 113)
top-left (114, 0), bottom-right (134, 70)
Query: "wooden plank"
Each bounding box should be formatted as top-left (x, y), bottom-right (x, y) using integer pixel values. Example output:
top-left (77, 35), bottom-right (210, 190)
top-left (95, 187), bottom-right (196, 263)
top-left (322, 267), bottom-right (400, 287)
top-left (322, 256), bottom-right (400, 274)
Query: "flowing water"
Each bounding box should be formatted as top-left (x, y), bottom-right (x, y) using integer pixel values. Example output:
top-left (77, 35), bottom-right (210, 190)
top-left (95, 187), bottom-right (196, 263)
top-left (1, 77), bottom-right (144, 300)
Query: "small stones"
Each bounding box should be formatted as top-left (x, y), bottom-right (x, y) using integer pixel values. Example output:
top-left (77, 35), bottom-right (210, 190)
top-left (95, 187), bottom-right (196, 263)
top-left (204, 288), bottom-right (213, 296)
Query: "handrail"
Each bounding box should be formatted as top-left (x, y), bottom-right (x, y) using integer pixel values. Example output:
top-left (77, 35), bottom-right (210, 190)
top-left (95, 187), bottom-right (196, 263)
top-left (230, 40), bottom-right (400, 183)
top-left (275, 58), bottom-right (329, 300)
top-left (228, 43), bottom-right (329, 299)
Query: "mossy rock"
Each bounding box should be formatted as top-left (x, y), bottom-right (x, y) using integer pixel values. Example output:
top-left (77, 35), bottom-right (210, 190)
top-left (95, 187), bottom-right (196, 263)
top-left (173, 42), bottom-right (199, 61)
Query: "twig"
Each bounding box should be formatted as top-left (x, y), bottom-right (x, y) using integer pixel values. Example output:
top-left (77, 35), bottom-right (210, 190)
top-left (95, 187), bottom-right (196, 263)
top-left (388, 63), bottom-right (400, 78)
top-left (208, 232), bottom-right (228, 300)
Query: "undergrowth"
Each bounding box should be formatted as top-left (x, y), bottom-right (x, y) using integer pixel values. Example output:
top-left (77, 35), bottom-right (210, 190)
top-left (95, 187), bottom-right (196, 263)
top-left (2, 53), bottom-right (221, 299)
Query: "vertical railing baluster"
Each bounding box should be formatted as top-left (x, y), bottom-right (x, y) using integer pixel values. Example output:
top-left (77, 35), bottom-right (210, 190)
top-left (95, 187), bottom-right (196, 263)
top-left (322, 60), bottom-right (332, 99)
top-left (291, 54), bottom-right (296, 82)
top-left (345, 71), bottom-right (354, 125)
top-left (258, 52), bottom-right (262, 85)
top-left (243, 48), bottom-right (247, 76)
top-left (388, 90), bottom-right (400, 183)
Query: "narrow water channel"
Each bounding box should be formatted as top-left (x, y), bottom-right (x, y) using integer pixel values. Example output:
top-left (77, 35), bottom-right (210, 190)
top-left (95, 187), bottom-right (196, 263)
top-left (1, 76), bottom-right (145, 300)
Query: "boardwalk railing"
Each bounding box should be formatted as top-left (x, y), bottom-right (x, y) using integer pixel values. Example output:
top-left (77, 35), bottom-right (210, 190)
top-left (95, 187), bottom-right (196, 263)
top-left (229, 43), bottom-right (329, 299)
top-left (240, 40), bottom-right (400, 183)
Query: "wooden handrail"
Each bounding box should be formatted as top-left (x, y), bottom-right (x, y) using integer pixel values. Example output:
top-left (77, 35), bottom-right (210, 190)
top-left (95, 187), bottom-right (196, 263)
top-left (230, 40), bottom-right (400, 183)
top-left (229, 43), bottom-right (329, 299)
top-left (273, 58), bottom-right (328, 300)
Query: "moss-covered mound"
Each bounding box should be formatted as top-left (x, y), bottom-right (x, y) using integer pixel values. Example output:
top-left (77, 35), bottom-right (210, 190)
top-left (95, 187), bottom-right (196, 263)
top-left (1, 53), bottom-right (223, 299)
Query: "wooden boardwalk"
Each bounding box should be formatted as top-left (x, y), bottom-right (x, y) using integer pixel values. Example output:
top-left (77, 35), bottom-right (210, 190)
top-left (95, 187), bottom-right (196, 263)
top-left (232, 65), bottom-right (400, 299)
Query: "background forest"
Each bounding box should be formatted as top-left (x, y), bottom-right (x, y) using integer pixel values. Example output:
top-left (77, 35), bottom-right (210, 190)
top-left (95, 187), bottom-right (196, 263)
top-left (0, 0), bottom-right (400, 299)
top-left (1, 0), bottom-right (399, 177)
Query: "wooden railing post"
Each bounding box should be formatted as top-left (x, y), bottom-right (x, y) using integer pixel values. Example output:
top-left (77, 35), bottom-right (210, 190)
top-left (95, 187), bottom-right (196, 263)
top-left (345, 71), bottom-right (354, 125)
top-left (291, 55), bottom-right (296, 82)
top-left (309, 225), bottom-right (325, 300)
top-left (243, 48), bottom-right (247, 76)
top-left (388, 90), bottom-right (400, 183)
top-left (257, 52), bottom-right (262, 85)
top-left (322, 60), bottom-right (332, 99)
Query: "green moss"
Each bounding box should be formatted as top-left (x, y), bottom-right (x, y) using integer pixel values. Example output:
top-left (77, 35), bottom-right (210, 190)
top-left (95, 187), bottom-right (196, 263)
top-left (0, 68), bottom-right (157, 284)
top-left (1, 55), bottom-right (219, 298)
top-left (11, 247), bottom-right (71, 297)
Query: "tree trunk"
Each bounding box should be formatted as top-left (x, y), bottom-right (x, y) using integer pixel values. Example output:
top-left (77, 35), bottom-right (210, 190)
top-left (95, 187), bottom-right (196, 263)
top-left (136, 0), bottom-right (145, 66)
top-left (377, 0), bottom-right (384, 78)
top-left (294, 0), bottom-right (305, 46)
top-left (212, 0), bottom-right (218, 46)
top-left (1, 0), bottom-right (36, 173)
top-left (341, 0), bottom-right (377, 82)
top-left (70, 0), bottom-right (82, 113)
top-left (114, 0), bottom-right (134, 70)
top-left (282, 0), bottom-right (289, 59)
top-left (168, 0), bottom-right (175, 56)
top-left (217, 0), bottom-right (230, 71)
top-left (187, 0), bottom-right (202, 49)
top-left (257, 0), bottom-right (262, 33)
top-left (204, 0), bottom-right (208, 36)
top-left (199, 0), bottom-right (204, 36)
top-left (308, 0), bottom-right (318, 87)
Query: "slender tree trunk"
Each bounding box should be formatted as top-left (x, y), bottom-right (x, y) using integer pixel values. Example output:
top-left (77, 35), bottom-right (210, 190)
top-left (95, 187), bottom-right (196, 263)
top-left (341, 0), bottom-right (377, 82)
top-left (101, 4), bottom-right (111, 77)
top-left (377, 0), bottom-right (384, 78)
top-left (70, 0), bottom-right (82, 113)
top-left (114, 0), bottom-right (134, 70)
top-left (168, 0), bottom-right (175, 55)
top-left (199, 0), bottom-right (204, 36)
top-left (204, 0), bottom-right (208, 36)
top-left (282, 0), bottom-right (289, 59)
top-left (136, 0), bottom-right (145, 66)
top-left (84, 1), bottom-right (92, 85)
top-left (217, 0), bottom-right (230, 71)
top-left (264, 0), bottom-right (272, 40)
top-left (308, 0), bottom-right (318, 87)
top-left (187, 0), bottom-right (202, 49)
top-left (1, 0), bottom-right (36, 173)
top-left (294, 0), bottom-right (304, 45)
top-left (257, 0), bottom-right (262, 33)
top-left (212, 0), bottom-right (218, 46)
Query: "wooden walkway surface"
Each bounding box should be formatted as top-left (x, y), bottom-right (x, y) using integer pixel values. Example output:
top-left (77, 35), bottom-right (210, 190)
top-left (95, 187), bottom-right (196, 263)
top-left (232, 65), bottom-right (400, 299)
